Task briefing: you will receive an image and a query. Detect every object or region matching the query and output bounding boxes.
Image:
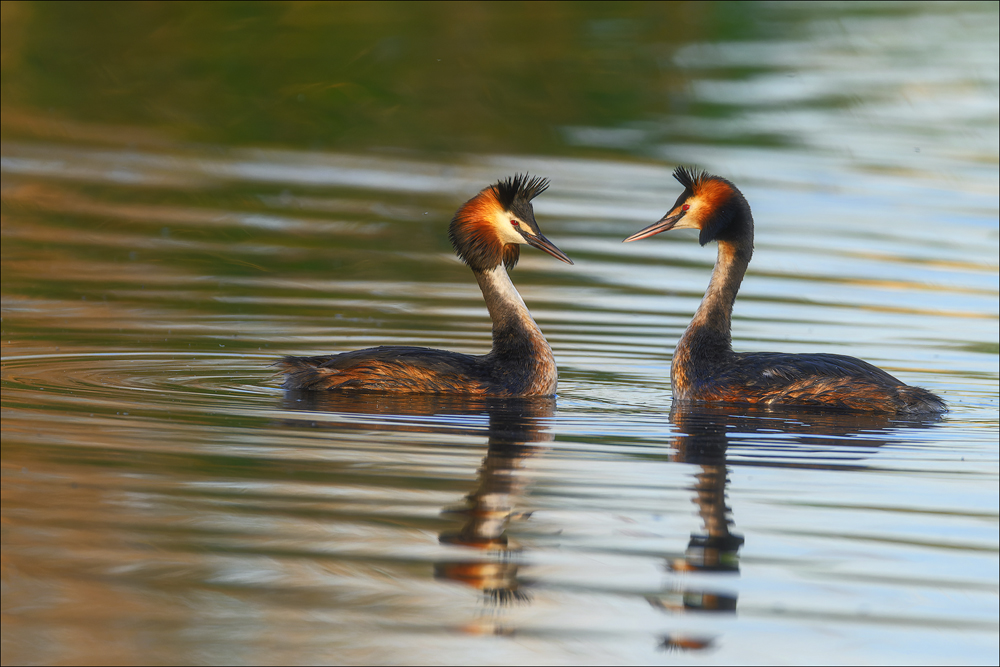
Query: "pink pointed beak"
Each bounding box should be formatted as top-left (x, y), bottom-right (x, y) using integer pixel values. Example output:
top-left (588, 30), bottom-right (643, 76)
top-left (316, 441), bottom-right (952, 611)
top-left (623, 211), bottom-right (685, 243)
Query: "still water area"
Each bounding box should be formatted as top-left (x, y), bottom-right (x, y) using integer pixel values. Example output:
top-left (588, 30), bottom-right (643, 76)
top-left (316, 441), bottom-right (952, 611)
top-left (2, 2), bottom-right (998, 664)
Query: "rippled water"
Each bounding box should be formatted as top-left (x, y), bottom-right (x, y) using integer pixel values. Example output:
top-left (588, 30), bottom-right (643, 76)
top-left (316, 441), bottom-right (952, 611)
top-left (2, 2), bottom-right (998, 665)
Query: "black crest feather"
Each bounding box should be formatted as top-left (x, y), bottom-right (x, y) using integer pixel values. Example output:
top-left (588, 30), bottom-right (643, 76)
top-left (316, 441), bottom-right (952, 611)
top-left (673, 166), bottom-right (710, 192)
top-left (491, 174), bottom-right (549, 211)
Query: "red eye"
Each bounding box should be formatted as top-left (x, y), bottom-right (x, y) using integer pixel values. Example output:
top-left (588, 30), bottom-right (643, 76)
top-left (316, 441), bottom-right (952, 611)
top-left (510, 220), bottom-right (519, 227)
top-left (682, 204), bottom-right (690, 211)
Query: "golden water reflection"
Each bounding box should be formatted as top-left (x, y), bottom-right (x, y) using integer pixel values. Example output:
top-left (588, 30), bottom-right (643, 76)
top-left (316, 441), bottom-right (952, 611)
top-left (275, 395), bottom-right (946, 653)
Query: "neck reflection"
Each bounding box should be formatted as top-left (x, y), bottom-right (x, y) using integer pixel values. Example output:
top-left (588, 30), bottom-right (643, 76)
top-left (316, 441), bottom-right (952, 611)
top-left (653, 403), bottom-right (942, 652)
top-left (436, 398), bottom-right (554, 607)
top-left (281, 391), bottom-right (553, 613)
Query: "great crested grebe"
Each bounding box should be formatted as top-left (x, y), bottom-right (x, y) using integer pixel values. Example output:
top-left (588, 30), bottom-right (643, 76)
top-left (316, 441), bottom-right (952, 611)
top-left (280, 175), bottom-right (573, 396)
top-left (624, 167), bottom-right (946, 413)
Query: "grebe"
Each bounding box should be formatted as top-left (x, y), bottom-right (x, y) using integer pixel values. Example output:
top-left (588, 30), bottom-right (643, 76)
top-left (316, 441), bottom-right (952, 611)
top-left (624, 167), bottom-right (946, 413)
top-left (280, 175), bottom-right (573, 396)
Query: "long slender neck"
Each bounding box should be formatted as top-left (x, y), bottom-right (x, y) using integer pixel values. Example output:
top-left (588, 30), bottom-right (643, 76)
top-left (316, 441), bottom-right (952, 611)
top-left (474, 265), bottom-right (551, 358)
top-left (680, 234), bottom-right (752, 358)
top-left (669, 182), bottom-right (754, 398)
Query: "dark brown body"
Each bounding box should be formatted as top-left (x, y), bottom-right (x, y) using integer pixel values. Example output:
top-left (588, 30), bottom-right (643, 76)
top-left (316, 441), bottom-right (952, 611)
top-left (279, 271), bottom-right (558, 397)
top-left (627, 167), bottom-right (946, 414)
top-left (672, 337), bottom-right (945, 413)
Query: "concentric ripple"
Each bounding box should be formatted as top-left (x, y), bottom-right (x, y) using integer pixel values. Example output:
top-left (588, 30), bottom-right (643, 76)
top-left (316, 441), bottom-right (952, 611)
top-left (2, 351), bottom-right (280, 413)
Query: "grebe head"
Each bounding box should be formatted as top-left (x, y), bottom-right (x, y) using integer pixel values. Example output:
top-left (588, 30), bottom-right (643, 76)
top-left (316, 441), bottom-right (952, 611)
top-left (624, 167), bottom-right (751, 246)
top-left (450, 174), bottom-right (574, 272)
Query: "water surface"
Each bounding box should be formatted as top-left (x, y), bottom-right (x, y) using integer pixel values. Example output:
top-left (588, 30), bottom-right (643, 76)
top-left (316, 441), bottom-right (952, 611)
top-left (2, 2), bottom-right (998, 664)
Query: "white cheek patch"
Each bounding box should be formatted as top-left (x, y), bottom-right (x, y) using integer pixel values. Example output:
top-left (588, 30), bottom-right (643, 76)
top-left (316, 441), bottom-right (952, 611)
top-left (672, 199), bottom-right (704, 230)
top-left (493, 210), bottom-right (527, 244)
